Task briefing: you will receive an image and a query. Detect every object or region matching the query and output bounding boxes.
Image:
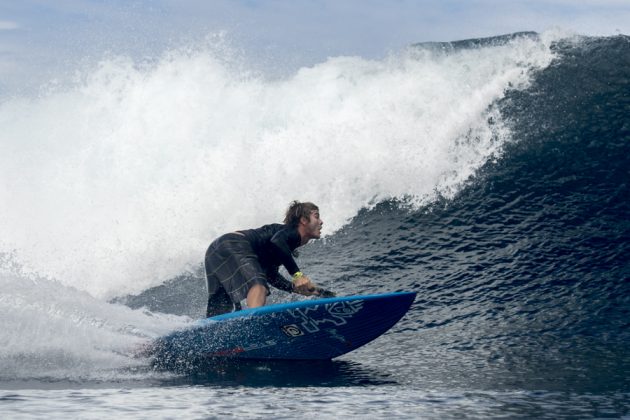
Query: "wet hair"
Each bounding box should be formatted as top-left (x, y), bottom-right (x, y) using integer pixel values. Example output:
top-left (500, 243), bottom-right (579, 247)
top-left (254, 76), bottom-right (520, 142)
top-left (284, 201), bottom-right (319, 227)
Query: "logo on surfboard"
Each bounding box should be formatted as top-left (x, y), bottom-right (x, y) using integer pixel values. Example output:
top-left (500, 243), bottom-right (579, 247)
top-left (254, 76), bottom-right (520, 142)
top-left (281, 324), bottom-right (305, 337)
top-left (287, 300), bottom-right (364, 334)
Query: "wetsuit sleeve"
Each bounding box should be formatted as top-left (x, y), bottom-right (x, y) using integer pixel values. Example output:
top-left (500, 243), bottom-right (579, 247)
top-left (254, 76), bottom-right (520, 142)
top-left (267, 272), bottom-right (295, 293)
top-left (269, 228), bottom-right (301, 275)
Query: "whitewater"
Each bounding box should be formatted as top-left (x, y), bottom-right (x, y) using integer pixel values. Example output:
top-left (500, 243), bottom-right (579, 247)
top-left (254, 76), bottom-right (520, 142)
top-left (0, 32), bottom-right (556, 299)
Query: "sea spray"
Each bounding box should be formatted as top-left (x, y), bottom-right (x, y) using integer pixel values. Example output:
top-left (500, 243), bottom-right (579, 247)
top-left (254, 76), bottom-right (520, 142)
top-left (0, 269), bottom-right (188, 381)
top-left (0, 33), bottom-right (558, 298)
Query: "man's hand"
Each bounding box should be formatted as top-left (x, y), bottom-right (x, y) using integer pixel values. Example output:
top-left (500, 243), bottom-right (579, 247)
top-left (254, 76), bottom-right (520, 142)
top-left (292, 275), bottom-right (317, 295)
top-left (293, 276), bottom-right (335, 297)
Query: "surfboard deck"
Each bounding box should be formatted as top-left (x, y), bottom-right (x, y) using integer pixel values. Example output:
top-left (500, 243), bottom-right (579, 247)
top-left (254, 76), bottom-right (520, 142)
top-left (147, 291), bottom-right (416, 371)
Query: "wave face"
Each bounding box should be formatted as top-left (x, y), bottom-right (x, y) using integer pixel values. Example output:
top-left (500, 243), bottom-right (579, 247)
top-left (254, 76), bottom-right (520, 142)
top-left (1, 32), bottom-right (629, 394)
top-left (310, 33), bottom-right (630, 392)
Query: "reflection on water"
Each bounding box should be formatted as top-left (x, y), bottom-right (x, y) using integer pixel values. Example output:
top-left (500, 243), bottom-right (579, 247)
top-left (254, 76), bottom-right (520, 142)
top-left (153, 359), bottom-right (397, 388)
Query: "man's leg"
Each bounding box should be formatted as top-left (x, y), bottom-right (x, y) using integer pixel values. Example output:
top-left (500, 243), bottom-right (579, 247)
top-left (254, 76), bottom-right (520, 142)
top-left (206, 286), bottom-right (234, 317)
top-left (246, 283), bottom-right (267, 308)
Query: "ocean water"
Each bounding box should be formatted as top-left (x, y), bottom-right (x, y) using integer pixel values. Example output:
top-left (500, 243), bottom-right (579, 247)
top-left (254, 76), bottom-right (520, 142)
top-left (1, 31), bottom-right (629, 418)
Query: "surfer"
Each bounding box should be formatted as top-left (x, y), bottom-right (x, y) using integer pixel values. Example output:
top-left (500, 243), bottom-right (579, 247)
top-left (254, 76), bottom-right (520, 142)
top-left (204, 200), bottom-right (332, 317)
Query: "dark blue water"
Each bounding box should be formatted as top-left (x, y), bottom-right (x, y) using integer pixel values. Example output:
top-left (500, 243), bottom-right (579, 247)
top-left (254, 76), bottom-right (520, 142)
top-left (2, 33), bottom-right (629, 418)
top-left (318, 34), bottom-right (630, 394)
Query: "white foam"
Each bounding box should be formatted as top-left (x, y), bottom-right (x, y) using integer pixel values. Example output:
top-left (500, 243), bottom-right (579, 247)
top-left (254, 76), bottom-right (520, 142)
top-left (0, 33), bottom-right (559, 299)
top-left (0, 270), bottom-right (188, 381)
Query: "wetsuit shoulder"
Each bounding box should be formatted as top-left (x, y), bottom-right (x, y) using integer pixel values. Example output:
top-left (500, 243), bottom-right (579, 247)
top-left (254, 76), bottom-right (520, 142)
top-left (239, 223), bottom-right (290, 245)
top-left (239, 224), bottom-right (301, 275)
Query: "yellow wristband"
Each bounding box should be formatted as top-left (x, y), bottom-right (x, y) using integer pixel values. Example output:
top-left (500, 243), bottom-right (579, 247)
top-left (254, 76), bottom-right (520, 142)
top-left (292, 271), bottom-right (304, 279)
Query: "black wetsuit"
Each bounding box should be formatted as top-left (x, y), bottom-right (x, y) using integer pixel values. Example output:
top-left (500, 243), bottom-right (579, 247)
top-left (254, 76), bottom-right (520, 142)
top-left (237, 223), bottom-right (302, 277)
top-left (204, 223), bottom-right (301, 317)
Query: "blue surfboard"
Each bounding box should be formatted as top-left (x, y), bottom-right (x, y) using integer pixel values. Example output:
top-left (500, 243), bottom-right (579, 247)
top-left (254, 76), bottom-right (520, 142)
top-left (147, 291), bottom-right (416, 371)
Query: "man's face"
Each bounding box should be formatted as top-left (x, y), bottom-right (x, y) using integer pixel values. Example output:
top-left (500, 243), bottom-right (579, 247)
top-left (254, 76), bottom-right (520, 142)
top-left (302, 210), bottom-right (323, 240)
